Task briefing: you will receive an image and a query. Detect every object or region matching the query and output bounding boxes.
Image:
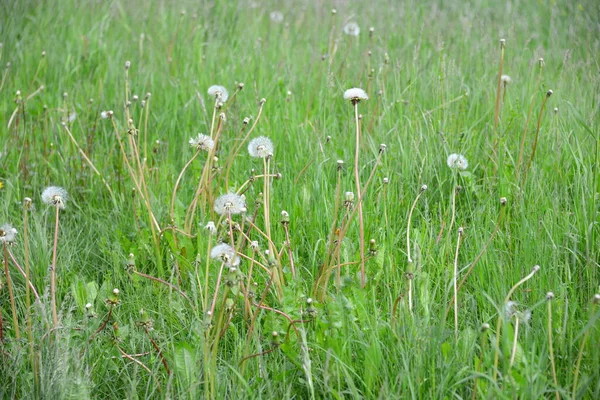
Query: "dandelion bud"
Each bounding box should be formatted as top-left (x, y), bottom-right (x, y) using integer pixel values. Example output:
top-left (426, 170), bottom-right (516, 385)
top-left (369, 239), bottom-right (377, 256)
top-left (337, 160), bottom-right (344, 170)
top-left (331, 8), bottom-right (336, 14)
top-left (238, 82), bottom-right (244, 90)
top-left (63, 92), bottom-right (68, 100)
top-left (24, 197), bottom-right (32, 209)
top-left (141, 100), bottom-right (146, 108)
top-left (125, 61), bottom-right (131, 70)
top-left (113, 288), bottom-right (120, 295)
top-left (481, 323), bottom-right (490, 332)
top-left (108, 110), bottom-right (114, 118)
top-left (546, 89), bottom-right (553, 97)
top-left (367, 50), bottom-right (372, 57)
top-left (384, 53), bottom-right (390, 64)
top-left (379, 143), bottom-right (387, 153)
top-left (420, 184), bottom-right (428, 192)
top-left (500, 38), bottom-right (506, 48)
top-left (85, 303), bottom-right (92, 310)
top-left (243, 117), bottom-right (250, 125)
top-left (532, 265), bottom-right (541, 273)
top-left (250, 241), bottom-right (259, 250)
top-left (553, 107), bottom-right (558, 114)
top-left (345, 192), bottom-right (354, 202)
top-left (546, 292), bottom-right (555, 300)
top-left (260, 98), bottom-right (266, 105)
top-left (458, 227), bottom-right (464, 236)
top-left (501, 75), bottom-right (511, 84)
top-left (383, 177), bottom-right (389, 184)
top-left (280, 210), bottom-right (290, 225)
top-left (369, 26), bottom-right (375, 35)
top-left (145, 92), bottom-right (151, 100)
top-left (592, 294), bottom-right (600, 304)
top-left (132, 95), bottom-right (139, 102)
top-left (500, 197), bottom-right (507, 206)
top-left (6, 62), bottom-right (10, 68)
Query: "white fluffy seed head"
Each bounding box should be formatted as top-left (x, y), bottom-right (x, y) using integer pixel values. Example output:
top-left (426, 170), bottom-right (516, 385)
top-left (210, 243), bottom-right (240, 266)
top-left (270, 11), bottom-right (284, 23)
top-left (343, 22), bottom-right (360, 36)
top-left (189, 134), bottom-right (214, 151)
top-left (447, 153), bottom-right (469, 170)
top-left (343, 87), bottom-right (368, 102)
top-left (0, 224), bottom-right (17, 243)
top-left (248, 136), bottom-right (274, 158)
top-left (41, 186), bottom-right (68, 209)
top-left (214, 193), bottom-right (247, 215)
top-left (207, 85), bottom-right (229, 102)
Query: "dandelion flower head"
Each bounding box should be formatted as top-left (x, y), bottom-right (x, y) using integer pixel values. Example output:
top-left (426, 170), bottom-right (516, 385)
top-left (447, 153), bottom-right (468, 170)
top-left (248, 136), bottom-right (274, 158)
top-left (343, 88), bottom-right (368, 103)
top-left (214, 193), bottom-right (247, 215)
top-left (207, 85), bottom-right (229, 102)
top-left (41, 186), bottom-right (69, 209)
top-left (270, 11), bottom-right (284, 23)
top-left (189, 134), bottom-right (214, 152)
top-left (210, 243), bottom-right (240, 266)
top-left (0, 224), bottom-right (17, 243)
top-left (343, 22), bottom-right (360, 36)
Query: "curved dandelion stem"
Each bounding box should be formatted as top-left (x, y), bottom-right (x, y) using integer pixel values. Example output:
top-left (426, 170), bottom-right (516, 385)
top-left (453, 228), bottom-right (464, 337)
top-left (508, 316), bottom-right (520, 369)
top-left (170, 149), bottom-right (201, 222)
top-left (3, 242), bottom-right (20, 338)
top-left (50, 204), bottom-right (61, 328)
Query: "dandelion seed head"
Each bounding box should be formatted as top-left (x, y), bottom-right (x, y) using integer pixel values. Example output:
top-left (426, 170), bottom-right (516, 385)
top-left (248, 136), bottom-right (274, 158)
top-left (546, 292), bottom-right (555, 300)
top-left (270, 11), bottom-right (284, 23)
top-left (189, 134), bottom-right (214, 151)
top-left (0, 224), bottom-right (17, 243)
top-left (214, 193), bottom-right (246, 215)
top-left (41, 186), bottom-right (68, 209)
top-left (501, 74), bottom-right (511, 84)
top-left (210, 243), bottom-right (240, 266)
top-left (343, 22), bottom-right (360, 36)
top-left (207, 85), bottom-right (229, 102)
top-left (447, 153), bottom-right (468, 170)
top-left (205, 221), bottom-right (217, 235)
top-left (113, 288), bottom-right (120, 295)
top-left (343, 87), bottom-right (368, 103)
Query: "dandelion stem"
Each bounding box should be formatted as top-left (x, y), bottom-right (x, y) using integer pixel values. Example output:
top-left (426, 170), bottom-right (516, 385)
top-left (547, 298), bottom-right (560, 400)
top-left (210, 262), bottom-right (225, 316)
top-left (23, 199), bottom-right (37, 389)
top-left (524, 91), bottom-right (552, 180)
top-left (508, 316), bottom-right (520, 369)
top-left (453, 228), bottom-right (463, 337)
top-left (50, 204), bottom-right (60, 328)
top-left (352, 102), bottom-right (366, 288)
top-left (492, 265), bottom-right (541, 380)
top-left (406, 187), bottom-right (426, 264)
top-left (571, 299), bottom-right (598, 400)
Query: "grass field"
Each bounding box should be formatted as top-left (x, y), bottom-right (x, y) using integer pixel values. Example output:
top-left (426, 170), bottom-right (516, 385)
top-left (1, 0), bottom-right (599, 398)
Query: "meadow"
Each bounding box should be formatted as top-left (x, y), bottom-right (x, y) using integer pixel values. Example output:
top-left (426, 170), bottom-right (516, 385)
top-left (1, 0), bottom-right (599, 398)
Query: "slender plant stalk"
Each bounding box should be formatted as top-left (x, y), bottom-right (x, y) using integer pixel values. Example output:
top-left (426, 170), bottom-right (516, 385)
top-left (453, 228), bottom-right (464, 337)
top-left (50, 204), bottom-right (61, 328)
top-left (546, 295), bottom-right (560, 400)
top-left (23, 198), bottom-right (37, 390)
top-left (571, 297), bottom-right (599, 399)
top-left (508, 316), bottom-right (520, 369)
top-left (352, 101), bottom-right (366, 288)
top-left (62, 123), bottom-right (115, 200)
top-left (524, 90), bottom-right (553, 179)
top-left (3, 243), bottom-right (20, 338)
top-left (493, 265), bottom-right (541, 380)
top-left (445, 198), bottom-right (506, 320)
top-left (170, 149), bottom-right (201, 222)
top-left (493, 39), bottom-right (506, 133)
top-left (406, 185), bottom-right (427, 264)
top-left (515, 58), bottom-right (544, 182)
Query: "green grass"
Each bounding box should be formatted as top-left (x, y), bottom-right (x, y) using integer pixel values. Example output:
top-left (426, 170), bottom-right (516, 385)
top-left (1, 0), bottom-right (599, 398)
